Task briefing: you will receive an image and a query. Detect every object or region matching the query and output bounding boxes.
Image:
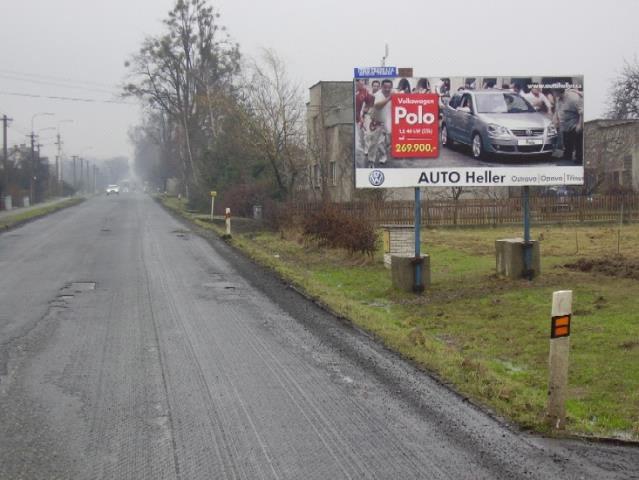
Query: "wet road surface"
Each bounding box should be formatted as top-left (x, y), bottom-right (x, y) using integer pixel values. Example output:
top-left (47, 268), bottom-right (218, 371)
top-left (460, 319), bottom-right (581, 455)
top-left (0, 194), bottom-right (636, 479)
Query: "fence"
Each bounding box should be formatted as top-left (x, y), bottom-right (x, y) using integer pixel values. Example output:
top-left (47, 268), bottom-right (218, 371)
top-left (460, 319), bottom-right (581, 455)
top-left (284, 194), bottom-right (639, 227)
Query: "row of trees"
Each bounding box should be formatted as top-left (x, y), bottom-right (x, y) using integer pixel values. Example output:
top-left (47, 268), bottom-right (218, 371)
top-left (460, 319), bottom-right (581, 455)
top-left (125, 0), bottom-right (305, 209)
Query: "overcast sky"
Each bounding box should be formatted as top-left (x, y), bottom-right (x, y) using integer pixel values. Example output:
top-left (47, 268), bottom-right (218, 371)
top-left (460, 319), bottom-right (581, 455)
top-left (0, 0), bottom-right (637, 163)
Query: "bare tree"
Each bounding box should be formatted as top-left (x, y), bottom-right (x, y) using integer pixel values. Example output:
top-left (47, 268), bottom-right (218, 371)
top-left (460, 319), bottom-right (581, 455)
top-left (240, 49), bottom-right (306, 199)
top-left (129, 110), bottom-right (180, 190)
top-left (124, 0), bottom-right (240, 200)
top-left (607, 58), bottom-right (639, 119)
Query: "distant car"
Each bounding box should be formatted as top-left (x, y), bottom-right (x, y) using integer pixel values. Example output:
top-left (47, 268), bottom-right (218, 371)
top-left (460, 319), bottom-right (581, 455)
top-left (441, 90), bottom-right (558, 160)
top-left (106, 185), bottom-right (120, 195)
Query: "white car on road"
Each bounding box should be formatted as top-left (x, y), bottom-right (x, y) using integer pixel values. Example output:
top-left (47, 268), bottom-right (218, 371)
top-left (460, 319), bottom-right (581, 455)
top-left (106, 185), bottom-right (120, 195)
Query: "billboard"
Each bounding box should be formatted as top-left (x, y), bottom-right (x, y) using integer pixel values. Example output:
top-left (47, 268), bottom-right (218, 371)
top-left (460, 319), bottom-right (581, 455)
top-left (353, 73), bottom-right (584, 188)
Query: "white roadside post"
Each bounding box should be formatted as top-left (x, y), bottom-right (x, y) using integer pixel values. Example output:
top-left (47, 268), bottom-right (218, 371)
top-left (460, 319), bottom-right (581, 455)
top-left (209, 190), bottom-right (217, 222)
top-left (547, 290), bottom-right (572, 430)
top-left (225, 207), bottom-right (231, 236)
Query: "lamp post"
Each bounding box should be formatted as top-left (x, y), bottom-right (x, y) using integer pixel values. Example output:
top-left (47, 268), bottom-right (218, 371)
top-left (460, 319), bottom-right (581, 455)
top-left (30, 112), bottom-right (54, 204)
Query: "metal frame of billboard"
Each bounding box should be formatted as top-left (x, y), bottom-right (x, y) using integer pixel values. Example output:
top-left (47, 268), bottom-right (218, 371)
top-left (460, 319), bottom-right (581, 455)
top-left (353, 72), bottom-right (585, 189)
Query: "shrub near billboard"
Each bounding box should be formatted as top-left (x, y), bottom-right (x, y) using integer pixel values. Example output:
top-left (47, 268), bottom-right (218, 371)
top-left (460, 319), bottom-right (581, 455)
top-left (353, 70), bottom-right (585, 188)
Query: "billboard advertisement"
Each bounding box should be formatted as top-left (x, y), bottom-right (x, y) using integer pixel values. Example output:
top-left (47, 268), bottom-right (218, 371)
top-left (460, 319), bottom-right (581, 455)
top-left (354, 73), bottom-right (584, 188)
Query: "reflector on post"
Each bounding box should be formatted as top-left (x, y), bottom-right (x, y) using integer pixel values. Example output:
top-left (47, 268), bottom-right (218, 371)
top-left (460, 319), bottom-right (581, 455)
top-left (551, 314), bottom-right (571, 338)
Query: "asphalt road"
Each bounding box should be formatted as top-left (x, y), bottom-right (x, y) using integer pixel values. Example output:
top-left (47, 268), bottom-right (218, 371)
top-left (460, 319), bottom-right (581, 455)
top-left (0, 194), bottom-right (636, 479)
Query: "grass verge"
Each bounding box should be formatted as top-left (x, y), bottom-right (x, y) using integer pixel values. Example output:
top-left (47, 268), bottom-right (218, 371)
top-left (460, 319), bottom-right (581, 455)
top-left (159, 195), bottom-right (639, 442)
top-left (0, 197), bottom-right (85, 231)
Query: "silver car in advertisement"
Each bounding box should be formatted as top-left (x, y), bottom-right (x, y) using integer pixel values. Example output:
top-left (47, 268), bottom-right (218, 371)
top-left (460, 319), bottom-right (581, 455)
top-left (441, 90), bottom-right (558, 160)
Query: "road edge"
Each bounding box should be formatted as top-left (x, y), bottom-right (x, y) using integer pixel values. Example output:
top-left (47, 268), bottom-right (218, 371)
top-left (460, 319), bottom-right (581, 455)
top-left (153, 196), bottom-right (639, 448)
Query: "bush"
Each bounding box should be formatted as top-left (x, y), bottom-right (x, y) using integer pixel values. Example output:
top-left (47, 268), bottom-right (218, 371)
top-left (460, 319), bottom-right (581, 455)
top-left (218, 183), bottom-right (272, 218)
top-left (302, 205), bottom-right (377, 257)
top-left (262, 199), bottom-right (294, 231)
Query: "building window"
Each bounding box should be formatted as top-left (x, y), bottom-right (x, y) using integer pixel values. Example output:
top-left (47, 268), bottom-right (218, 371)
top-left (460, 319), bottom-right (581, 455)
top-left (313, 163), bottom-right (321, 189)
top-left (329, 161), bottom-right (337, 186)
top-left (612, 171), bottom-right (621, 187)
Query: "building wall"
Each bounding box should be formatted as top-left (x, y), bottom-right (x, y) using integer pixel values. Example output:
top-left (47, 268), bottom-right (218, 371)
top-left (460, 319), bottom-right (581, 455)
top-left (584, 120), bottom-right (639, 192)
top-left (305, 81), bottom-right (354, 202)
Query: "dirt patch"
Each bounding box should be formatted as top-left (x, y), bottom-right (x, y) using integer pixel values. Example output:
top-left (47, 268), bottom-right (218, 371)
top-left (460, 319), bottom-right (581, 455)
top-left (619, 340), bottom-right (639, 351)
top-left (564, 256), bottom-right (639, 280)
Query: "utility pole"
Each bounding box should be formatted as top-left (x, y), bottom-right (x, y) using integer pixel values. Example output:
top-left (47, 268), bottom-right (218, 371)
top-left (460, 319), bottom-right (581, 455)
top-left (93, 164), bottom-right (97, 193)
top-left (2, 115), bottom-right (12, 197)
top-left (55, 132), bottom-right (65, 196)
top-left (72, 155), bottom-right (77, 191)
top-left (29, 133), bottom-right (36, 204)
top-left (30, 112), bottom-right (54, 204)
top-left (381, 43), bottom-right (389, 67)
top-left (55, 119), bottom-right (73, 197)
top-left (79, 158), bottom-right (84, 193)
top-left (85, 160), bottom-right (90, 194)
top-left (36, 142), bottom-right (43, 203)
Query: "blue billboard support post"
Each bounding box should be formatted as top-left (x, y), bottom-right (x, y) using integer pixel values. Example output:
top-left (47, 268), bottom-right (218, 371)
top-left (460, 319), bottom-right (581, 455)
top-left (413, 187), bottom-right (424, 293)
top-left (523, 186), bottom-right (533, 280)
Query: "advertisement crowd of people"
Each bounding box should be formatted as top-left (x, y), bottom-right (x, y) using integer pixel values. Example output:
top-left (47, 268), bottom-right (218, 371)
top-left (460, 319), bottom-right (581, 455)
top-left (355, 76), bottom-right (584, 167)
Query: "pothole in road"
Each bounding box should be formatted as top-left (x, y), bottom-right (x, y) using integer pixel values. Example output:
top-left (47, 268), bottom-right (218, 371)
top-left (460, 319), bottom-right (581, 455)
top-left (68, 282), bottom-right (96, 293)
top-left (203, 282), bottom-right (240, 290)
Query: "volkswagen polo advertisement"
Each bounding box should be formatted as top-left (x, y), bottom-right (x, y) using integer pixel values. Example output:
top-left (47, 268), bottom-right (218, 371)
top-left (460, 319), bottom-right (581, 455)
top-left (353, 69), bottom-right (584, 188)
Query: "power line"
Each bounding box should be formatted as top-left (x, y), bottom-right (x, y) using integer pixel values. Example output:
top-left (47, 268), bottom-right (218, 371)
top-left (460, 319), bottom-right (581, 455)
top-left (0, 73), bottom-right (118, 95)
top-left (0, 90), bottom-right (136, 105)
top-left (7, 123), bottom-right (31, 137)
top-left (0, 68), bottom-right (116, 88)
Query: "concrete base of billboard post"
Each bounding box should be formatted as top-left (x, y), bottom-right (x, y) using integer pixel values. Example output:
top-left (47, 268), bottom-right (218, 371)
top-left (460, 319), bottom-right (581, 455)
top-left (495, 238), bottom-right (540, 279)
top-left (382, 225), bottom-right (415, 269)
top-left (391, 255), bottom-right (430, 293)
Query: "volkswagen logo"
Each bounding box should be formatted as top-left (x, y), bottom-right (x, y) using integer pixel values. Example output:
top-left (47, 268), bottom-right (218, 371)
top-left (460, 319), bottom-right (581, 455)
top-left (368, 169), bottom-right (385, 187)
top-left (526, 129), bottom-right (533, 136)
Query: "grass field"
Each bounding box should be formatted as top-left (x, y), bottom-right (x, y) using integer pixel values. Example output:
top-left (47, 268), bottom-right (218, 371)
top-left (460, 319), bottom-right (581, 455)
top-left (161, 195), bottom-right (639, 441)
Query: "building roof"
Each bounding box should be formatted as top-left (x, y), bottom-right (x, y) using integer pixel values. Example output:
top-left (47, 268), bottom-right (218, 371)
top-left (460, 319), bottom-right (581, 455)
top-left (585, 118), bottom-right (639, 128)
top-left (308, 80), bottom-right (353, 90)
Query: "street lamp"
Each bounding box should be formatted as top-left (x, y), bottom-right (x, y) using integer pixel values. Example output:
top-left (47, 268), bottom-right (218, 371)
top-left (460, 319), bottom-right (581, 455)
top-left (31, 112), bottom-right (54, 133)
top-left (29, 112), bottom-right (55, 204)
